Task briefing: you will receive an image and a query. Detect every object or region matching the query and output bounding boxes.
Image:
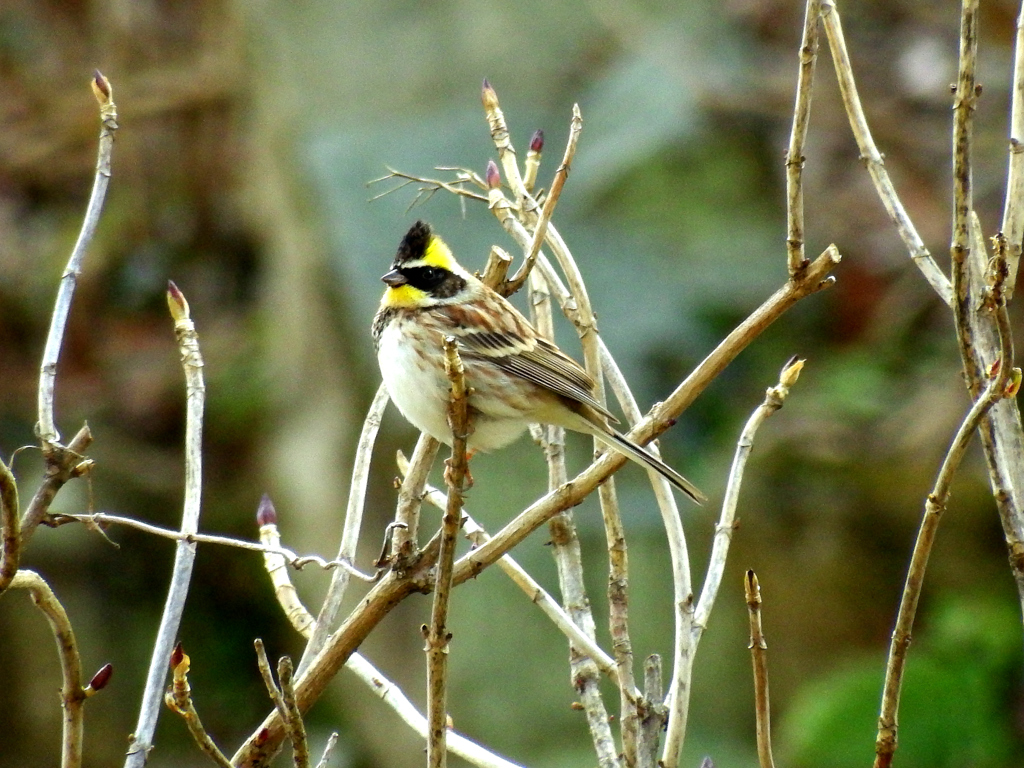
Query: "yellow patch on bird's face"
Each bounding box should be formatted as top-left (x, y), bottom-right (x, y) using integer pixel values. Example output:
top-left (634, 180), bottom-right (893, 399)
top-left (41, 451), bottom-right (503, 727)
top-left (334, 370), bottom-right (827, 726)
top-left (379, 235), bottom-right (461, 309)
top-left (381, 283), bottom-right (428, 308)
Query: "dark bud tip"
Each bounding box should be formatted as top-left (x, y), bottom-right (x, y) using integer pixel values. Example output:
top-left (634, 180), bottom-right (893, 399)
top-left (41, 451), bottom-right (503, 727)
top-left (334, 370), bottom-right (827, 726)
top-left (486, 160), bottom-right (501, 190)
top-left (89, 663), bottom-right (114, 691)
top-left (256, 493), bottom-right (277, 526)
top-left (481, 79), bottom-right (498, 109)
top-left (530, 129), bottom-right (544, 153)
top-left (170, 642), bottom-right (185, 668)
top-left (166, 280), bottom-right (190, 322)
top-left (93, 70), bottom-right (110, 97)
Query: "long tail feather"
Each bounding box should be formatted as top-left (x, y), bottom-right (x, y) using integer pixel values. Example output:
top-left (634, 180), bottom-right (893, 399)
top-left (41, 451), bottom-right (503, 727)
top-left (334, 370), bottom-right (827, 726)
top-left (593, 429), bottom-right (707, 505)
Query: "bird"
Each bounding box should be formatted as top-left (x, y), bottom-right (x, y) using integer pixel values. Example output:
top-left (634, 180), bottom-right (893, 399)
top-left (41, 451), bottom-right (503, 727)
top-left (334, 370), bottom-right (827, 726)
top-left (371, 220), bottom-right (706, 505)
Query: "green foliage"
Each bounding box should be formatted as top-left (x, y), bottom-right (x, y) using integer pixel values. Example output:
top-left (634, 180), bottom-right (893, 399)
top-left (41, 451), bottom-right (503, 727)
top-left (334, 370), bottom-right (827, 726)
top-left (780, 595), bottom-right (1022, 768)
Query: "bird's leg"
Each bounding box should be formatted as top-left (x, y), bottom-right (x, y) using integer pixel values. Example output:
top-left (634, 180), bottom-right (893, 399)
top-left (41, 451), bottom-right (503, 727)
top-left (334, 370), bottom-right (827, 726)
top-left (443, 449), bottom-right (476, 489)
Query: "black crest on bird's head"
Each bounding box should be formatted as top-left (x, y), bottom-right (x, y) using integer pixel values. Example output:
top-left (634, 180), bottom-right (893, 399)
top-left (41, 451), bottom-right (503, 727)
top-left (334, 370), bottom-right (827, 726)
top-left (394, 220), bottom-right (432, 266)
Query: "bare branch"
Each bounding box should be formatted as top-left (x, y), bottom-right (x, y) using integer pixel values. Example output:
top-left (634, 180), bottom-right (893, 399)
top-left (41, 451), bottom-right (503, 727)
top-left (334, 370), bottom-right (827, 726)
top-left (20, 424), bottom-right (93, 546)
top-left (1001, 3), bottom-right (1024, 296)
top-left (164, 644), bottom-right (233, 768)
top-left (694, 358), bottom-right (805, 633)
top-left (278, 658), bottom-right (310, 768)
top-left (452, 246), bottom-right (840, 587)
top-left (874, 317), bottom-right (1012, 768)
top-left (125, 282), bottom-right (207, 768)
top-left (38, 72), bottom-right (119, 444)
top-left (425, 338), bottom-right (470, 768)
top-left (57, 511), bottom-right (377, 579)
top-left (786, 0), bottom-right (822, 277)
top-left (528, 267), bottom-right (618, 768)
top-left (0, 457), bottom-right (20, 593)
top-left (10, 570), bottom-right (87, 768)
top-left (392, 434), bottom-right (440, 560)
top-left (820, 2), bottom-right (953, 305)
top-left (744, 571), bottom-right (777, 768)
top-left (950, 0), bottom-right (983, 390)
top-left (314, 734), bottom-right (339, 768)
top-left (345, 653), bottom-right (526, 768)
top-left (297, 383), bottom-right (390, 676)
top-left (503, 106), bottom-right (582, 296)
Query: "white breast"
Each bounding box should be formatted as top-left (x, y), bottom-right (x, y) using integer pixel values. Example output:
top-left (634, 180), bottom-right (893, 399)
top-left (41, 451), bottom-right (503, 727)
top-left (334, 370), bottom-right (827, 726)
top-left (376, 319), bottom-right (452, 444)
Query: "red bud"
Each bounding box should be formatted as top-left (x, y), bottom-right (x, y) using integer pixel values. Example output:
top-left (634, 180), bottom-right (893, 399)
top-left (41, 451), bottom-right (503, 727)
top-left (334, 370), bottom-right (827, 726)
top-left (530, 130), bottom-right (544, 153)
top-left (89, 663), bottom-right (114, 691)
top-left (486, 160), bottom-right (501, 190)
top-left (170, 642), bottom-right (185, 669)
top-left (256, 493), bottom-right (277, 526)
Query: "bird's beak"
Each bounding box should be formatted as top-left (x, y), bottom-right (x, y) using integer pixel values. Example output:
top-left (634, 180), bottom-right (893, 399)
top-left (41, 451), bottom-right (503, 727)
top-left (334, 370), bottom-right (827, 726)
top-left (381, 268), bottom-right (408, 287)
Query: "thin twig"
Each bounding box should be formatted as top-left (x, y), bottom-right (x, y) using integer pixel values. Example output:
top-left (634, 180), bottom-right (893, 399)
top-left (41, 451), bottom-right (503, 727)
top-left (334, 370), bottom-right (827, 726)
top-left (950, 0), bottom-right (983, 390)
top-left (38, 72), bottom-right (118, 444)
top-left (503, 106), bottom-right (582, 296)
top-left (694, 358), bottom-right (805, 634)
top-left (451, 246), bottom-right (840, 588)
top-left (232, 246), bottom-right (842, 767)
top-left (164, 644), bottom-right (233, 768)
top-left (10, 570), bottom-right (87, 768)
top-left (395, 450), bottom-right (625, 688)
top-left (820, 1), bottom-right (953, 306)
top-left (125, 282), bottom-right (206, 768)
top-left (786, 0), bottom-right (822, 277)
top-left (20, 424), bottom-right (93, 547)
top-left (876, 210), bottom-right (1013, 768)
top-left (528, 266), bottom-right (618, 768)
top-left (56, 510), bottom-right (377, 578)
top-left (874, 368), bottom-right (1011, 768)
top-left (599, 344), bottom-right (692, 768)
top-left (744, 571), bottom-right (776, 768)
top-left (257, 503), bottom-right (530, 768)
top-left (639, 655), bottom-right (668, 768)
top-left (315, 734), bottom-right (339, 768)
top-left (297, 382), bottom-right (390, 676)
top-left (481, 80), bottom-right (530, 211)
top-left (425, 338), bottom-right (470, 768)
top-left (392, 434), bottom-right (440, 561)
top-left (346, 653), bottom-right (526, 768)
top-left (0, 457), bottom-right (20, 593)
top-left (367, 167), bottom-right (488, 206)
top-left (1000, 2), bottom-right (1024, 297)
top-left (278, 657), bottom-right (310, 768)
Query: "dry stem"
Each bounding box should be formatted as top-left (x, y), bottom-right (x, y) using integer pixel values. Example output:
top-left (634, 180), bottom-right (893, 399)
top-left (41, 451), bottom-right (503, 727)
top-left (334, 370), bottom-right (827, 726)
top-left (786, 0), bottom-right (822, 277)
top-left (694, 358), bottom-right (805, 635)
top-left (424, 338), bottom-right (470, 768)
top-left (10, 570), bottom-right (87, 768)
top-left (527, 266), bottom-right (617, 767)
top-left (744, 571), bottom-right (776, 768)
top-left (0, 458), bottom-right (20, 593)
top-left (1001, 2), bottom-right (1024, 296)
top-left (38, 72), bottom-right (118, 444)
top-left (297, 382), bottom-right (390, 676)
top-left (452, 246), bottom-right (839, 587)
top-left (165, 645), bottom-right (233, 768)
top-left (125, 283), bottom-right (206, 768)
top-left (820, 1), bottom-right (953, 306)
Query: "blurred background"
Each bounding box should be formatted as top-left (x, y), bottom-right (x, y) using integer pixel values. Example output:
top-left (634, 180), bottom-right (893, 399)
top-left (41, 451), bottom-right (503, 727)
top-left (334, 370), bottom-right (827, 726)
top-left (2, 1), bottom-right (1023, 766)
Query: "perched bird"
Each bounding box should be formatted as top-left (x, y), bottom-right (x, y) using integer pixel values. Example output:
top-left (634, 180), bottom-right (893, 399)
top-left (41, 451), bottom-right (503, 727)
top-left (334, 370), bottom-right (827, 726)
top-left (372, 221), bottom-right (706, 504)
